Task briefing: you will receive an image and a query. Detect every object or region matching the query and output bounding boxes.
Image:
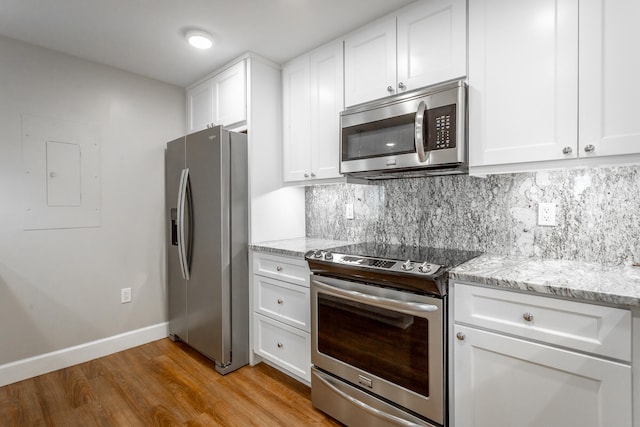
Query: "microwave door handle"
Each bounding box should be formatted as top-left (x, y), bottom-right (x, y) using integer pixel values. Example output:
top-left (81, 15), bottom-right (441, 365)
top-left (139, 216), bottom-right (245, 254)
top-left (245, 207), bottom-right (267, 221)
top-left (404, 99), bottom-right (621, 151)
top-left (414, 101), bottom-right (429, 163)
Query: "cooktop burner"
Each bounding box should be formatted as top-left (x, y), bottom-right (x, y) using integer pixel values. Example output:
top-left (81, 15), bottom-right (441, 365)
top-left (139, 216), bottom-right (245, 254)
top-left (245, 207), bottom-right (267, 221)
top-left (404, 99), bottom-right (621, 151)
top-left (305, 242), bottom-right (482, 296)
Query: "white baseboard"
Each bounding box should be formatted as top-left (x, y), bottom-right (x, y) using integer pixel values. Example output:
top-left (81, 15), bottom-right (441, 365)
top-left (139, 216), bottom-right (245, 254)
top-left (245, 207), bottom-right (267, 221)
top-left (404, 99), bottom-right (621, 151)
top-left (0, 322), bottom-right (168, 387)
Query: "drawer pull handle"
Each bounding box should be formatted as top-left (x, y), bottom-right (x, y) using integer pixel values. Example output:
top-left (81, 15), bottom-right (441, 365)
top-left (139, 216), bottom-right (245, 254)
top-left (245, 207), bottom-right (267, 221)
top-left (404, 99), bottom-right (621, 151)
top-left (276, 266), bottom-right (283, 272)
top-left (277, 298), bottom-right (283, 304)
top-left (277, 342), bottom-right (284, 349)
top-left (523, 312), bottom-right (534, 322)
top-left (456, 332), bottom-right (465, 341)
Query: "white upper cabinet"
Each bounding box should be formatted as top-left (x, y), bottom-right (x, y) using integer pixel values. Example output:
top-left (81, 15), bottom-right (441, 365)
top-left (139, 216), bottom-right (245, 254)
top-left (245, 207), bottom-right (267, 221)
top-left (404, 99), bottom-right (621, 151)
top-left (186, 60), bottom-right (246, 133)
top-left (470, 0), bottom-right (640, 171)
top-left (396, 0), bottom-right (467, 93)
top-left (186, 81), bottom-right (213, 134)
top-left (283, 40), bottom-right (343, 182)
top-left (282, 55), bottom-right (311, 182)
top-left (344, 16), bottom-right (397, 107)
top-left (468, 0), bottom-right (579, 168)
top-left (344, 0), bottom-right (467, 107)
top-left (309, 42), bottom-right (344, 180)
top-left (579, 0), bottom-right (640, 158)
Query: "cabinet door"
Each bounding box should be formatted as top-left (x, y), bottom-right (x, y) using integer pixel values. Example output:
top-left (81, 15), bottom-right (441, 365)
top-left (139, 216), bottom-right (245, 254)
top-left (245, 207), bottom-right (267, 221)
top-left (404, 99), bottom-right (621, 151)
top-left (397, 0), bottom-right (466, 92)
top-left (453, 325), bottom-right (632, 427)
top-left (579, 0), bottom-right (640, 157)
top-left (344, 16), bottom-right (396, 107)
top-left (468, 0), bottom-right (579, 167)
top-left (282, 55), bottom-right (311, 182)
top-left (309, 40), bottom-right (343, 180)
top-left (212, 60), bottom-right (246, 127)
top-left (186, 80), bottom-right (213, 133)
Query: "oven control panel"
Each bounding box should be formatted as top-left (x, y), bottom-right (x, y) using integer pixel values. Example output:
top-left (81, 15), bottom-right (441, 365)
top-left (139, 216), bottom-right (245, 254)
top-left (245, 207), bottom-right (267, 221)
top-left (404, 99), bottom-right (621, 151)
top-left (306, 250), bottom-right (442, 277)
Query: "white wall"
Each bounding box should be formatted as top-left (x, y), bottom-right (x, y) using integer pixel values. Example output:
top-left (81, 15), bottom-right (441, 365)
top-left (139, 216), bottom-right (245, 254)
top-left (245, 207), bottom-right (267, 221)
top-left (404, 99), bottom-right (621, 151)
top-left (0, 36), bottom-right (184, 367)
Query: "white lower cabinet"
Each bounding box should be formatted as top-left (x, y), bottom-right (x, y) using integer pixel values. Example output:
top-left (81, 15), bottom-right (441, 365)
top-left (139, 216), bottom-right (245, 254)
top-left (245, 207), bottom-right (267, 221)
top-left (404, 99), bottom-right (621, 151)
top-left (253, 313), bottom-right (311, 381)
top-left (452, 283), bottom-right (632, 427)
top-left (250, 251), bottom-right (311, 383)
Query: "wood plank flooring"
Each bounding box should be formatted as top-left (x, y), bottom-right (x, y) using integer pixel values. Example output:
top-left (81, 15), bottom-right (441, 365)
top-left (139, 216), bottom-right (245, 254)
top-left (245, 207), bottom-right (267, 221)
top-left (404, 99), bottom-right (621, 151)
top-left (0, 338), bottom-right (343, 426)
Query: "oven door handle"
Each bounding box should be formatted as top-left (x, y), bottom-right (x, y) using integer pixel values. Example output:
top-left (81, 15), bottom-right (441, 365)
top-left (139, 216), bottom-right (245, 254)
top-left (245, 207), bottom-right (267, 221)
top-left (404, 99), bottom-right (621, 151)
top-left (313, 279), bottom-right (438, 317)
top-left (313, 369), bottom-right (427, 427)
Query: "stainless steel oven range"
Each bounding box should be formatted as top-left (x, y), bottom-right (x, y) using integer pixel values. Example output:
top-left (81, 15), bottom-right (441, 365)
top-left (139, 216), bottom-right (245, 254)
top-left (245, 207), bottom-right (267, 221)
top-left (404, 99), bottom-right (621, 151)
top-left (306, 243), bottom-right (480, 427)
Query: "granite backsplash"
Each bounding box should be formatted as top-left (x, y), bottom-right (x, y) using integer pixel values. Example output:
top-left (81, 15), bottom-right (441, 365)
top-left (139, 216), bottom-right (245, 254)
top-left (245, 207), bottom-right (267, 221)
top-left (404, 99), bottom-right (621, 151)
top-left (305, 166), bottom-right (640, 266)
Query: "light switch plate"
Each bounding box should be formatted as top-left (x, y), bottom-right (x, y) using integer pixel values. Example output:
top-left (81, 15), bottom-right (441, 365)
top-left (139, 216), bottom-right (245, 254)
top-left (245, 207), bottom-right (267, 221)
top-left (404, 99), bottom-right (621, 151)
top-left (346, 203), bottom-right (354, 220)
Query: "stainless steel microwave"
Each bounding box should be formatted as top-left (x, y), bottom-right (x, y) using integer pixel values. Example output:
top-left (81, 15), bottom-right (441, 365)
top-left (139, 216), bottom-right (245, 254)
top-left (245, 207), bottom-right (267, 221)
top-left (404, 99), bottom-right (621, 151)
top-left (340, 80), bottom-right (467, 179)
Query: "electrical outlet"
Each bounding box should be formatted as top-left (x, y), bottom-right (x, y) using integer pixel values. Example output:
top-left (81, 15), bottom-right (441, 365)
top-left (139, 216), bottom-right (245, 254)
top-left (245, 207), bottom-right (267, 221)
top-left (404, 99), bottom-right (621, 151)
top-left (121, 288), bottom-right (132, 304)
top-left (346, 203), bottom-right (354, 220)
top-left (538, 203), bottom-right (556, 226)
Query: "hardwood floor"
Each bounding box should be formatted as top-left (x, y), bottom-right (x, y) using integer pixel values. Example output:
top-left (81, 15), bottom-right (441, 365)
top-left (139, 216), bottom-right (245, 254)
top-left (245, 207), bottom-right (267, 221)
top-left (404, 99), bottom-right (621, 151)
top-left (0, 339), bottom-right (343, 426)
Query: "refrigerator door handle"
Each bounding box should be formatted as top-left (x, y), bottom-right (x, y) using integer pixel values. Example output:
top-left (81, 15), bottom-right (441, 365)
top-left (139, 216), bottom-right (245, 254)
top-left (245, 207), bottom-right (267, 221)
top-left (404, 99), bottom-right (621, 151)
top-left (177, 168), bottom-right (191, 280)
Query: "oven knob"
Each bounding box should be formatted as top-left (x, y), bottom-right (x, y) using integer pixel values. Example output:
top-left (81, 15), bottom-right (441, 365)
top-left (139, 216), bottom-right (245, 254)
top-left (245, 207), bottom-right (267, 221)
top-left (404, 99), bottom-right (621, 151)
top-left (419, 262), bottom-right (431, 273)
top-left (314, 250), bottom-right (323, 258)
top-left (324, 251), bottom-right (334, 260)
top-left (401, 260), bottom-right (414, 271)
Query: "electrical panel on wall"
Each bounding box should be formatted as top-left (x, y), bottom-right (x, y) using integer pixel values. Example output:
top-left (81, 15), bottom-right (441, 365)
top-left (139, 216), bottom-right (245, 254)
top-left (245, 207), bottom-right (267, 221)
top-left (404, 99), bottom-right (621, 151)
top-left (22, 114), bottom-right (101, 230)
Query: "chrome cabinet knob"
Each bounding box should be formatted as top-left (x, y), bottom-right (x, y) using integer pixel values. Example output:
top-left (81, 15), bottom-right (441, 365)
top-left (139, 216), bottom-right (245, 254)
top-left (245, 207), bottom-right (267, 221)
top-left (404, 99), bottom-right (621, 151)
top-left (562, 146), bottom-right (572, 155)
top-left (310, 172), bottom-right (316, 177)
top-left (387, 85), bottom-right (394, 93)
top-left (304, 173), bottom-right (309, 178)
top-left (456, 332), bottom-right (465, 341)
top-left (277, 342), bottom-right (284, 348)
top-left (584, 144), bottom-right (595, 153)
top-left (398, 82), bottom-right (406, 90)
top-left (276, 266), bottom-right (283, 272)
top-left (277, 298), bottom-right (283, 304)
top-left (523, 312), bottom-right (534, 322)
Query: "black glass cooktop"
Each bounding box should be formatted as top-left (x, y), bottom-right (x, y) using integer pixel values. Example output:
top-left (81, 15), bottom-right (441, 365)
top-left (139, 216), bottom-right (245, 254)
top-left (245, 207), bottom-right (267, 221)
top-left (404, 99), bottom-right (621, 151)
top-left (325, 242), bottom-right (482, 271)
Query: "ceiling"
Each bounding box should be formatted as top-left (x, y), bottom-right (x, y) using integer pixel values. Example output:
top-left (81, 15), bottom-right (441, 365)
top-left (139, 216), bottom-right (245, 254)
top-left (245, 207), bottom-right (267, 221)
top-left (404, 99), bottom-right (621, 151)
top-left (0, 0), bottom-right (416, 87)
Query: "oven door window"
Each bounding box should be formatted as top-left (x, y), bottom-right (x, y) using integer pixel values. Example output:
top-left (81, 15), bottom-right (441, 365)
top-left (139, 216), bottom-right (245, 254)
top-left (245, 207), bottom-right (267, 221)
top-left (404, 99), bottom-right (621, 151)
top-left (318, 293), bottom-right (429, 396)
top-left (342, 113), bottom-right (417, 161)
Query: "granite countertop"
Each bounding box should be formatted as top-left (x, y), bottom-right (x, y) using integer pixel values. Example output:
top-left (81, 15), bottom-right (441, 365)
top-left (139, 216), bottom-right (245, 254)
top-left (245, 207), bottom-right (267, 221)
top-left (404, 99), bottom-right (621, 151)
top-left (249, 237), bottom-right (353, 258)
top-left (450, 254), bottom-right (640, 308)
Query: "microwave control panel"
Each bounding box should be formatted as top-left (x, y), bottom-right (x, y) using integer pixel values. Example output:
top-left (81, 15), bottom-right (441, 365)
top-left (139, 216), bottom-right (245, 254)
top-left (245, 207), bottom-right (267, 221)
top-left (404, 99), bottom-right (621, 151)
top-left (426, 104), bottom-right (457, 151)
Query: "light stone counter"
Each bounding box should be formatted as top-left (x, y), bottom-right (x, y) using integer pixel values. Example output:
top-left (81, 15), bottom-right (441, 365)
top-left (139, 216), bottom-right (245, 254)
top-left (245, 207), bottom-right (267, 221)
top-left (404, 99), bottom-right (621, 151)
top-left (450, 254), bottom-right (640, 308)
top-left (249, 237), bottom-right (353, 258)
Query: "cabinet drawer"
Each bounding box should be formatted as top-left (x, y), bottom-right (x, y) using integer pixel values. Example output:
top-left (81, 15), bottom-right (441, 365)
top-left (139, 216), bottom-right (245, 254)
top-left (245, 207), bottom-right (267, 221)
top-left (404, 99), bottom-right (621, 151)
top-left (252, 252), bottom-right (309, 287)
top-left (453, 283), bottom-right (632, 361)
top-left (253, 313), bottom-right (311, 381)
top-left (254, 275), bottom-right (310, 332)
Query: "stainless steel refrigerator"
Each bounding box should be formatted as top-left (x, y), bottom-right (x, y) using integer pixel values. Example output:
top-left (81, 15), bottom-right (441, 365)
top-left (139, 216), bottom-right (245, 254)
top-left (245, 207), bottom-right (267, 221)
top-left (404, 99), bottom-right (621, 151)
top-left (165, 125), bottom-right (248, 375)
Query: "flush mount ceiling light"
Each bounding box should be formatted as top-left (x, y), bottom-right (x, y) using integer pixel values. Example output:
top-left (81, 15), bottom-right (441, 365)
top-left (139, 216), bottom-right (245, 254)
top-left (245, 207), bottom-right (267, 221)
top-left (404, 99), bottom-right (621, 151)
top-left (186, 30), bottom-right (214, 49)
